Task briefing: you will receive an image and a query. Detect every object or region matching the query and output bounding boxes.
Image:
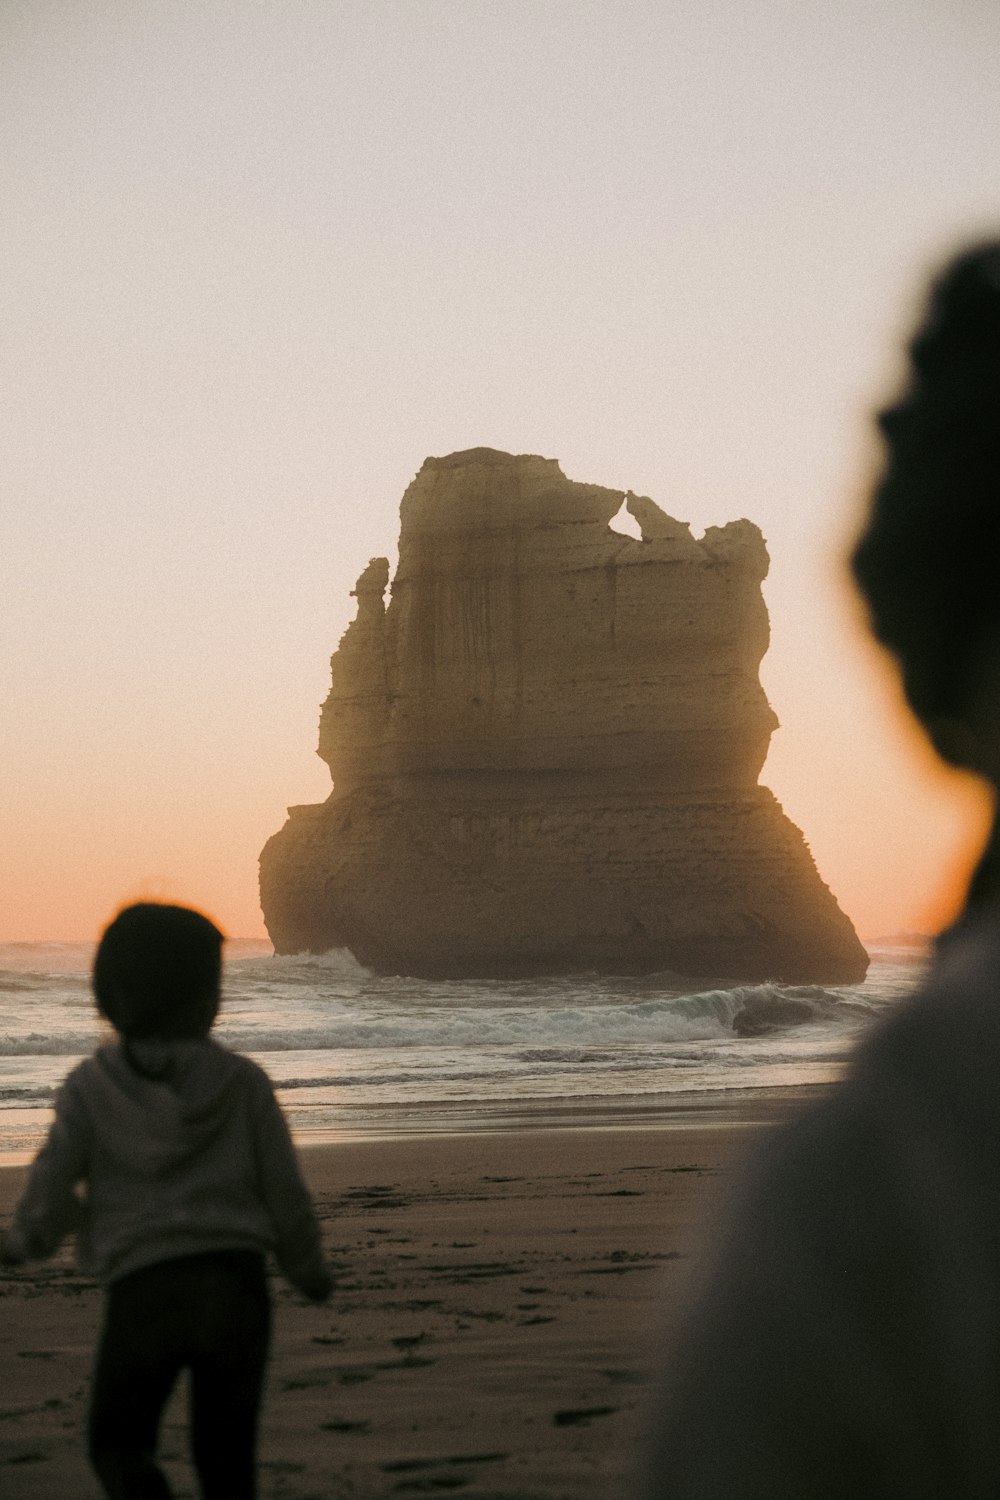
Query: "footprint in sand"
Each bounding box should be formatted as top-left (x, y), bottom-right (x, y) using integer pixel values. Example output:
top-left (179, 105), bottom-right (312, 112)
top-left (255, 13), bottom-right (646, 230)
top-left (553, 1405), bottom-right (619, 1427)
top-left (381, 1453), bottom-right (509, 1491)
top-left (281, 1373), bottom-right (331, 1392)
top-left (391, 1333), bottom-right (428, 1353)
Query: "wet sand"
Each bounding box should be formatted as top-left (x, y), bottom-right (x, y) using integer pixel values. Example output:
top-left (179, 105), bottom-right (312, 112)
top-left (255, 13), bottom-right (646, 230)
top-left (0, 1108), bottom-right (802, 1499)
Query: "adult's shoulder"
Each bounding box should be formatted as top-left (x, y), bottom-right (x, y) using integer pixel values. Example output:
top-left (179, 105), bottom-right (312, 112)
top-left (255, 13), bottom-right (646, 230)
top-left (746, 908), bottom-right (1000, 1245)
top-left (855, 908), bottom-right (1000, 1125)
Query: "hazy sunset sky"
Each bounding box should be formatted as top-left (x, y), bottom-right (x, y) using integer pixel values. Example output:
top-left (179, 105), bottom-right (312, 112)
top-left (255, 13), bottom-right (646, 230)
top-left (3, 0), bottom-right (999, 944)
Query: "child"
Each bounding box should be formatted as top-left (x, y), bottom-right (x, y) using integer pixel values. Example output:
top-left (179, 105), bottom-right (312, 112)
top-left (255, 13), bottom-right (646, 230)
top-left (0, 902), bottom-right (332, 1499)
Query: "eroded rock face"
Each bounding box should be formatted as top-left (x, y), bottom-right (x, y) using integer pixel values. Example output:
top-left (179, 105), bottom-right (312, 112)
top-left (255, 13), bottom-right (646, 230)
top-left (260, 449), bottom-right (868, 981)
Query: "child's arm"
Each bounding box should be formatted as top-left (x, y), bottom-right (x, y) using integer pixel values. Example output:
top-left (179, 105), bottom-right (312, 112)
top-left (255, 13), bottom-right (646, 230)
top-left (1, 1073), bottom-right (89, 1266)
top-left (249, 1071), bottom-right (333, 1301)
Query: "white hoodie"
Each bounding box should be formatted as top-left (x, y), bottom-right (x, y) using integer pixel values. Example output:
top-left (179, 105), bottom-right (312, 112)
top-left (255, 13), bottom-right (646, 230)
top-left (7, 1037), bottom-right (327, 1289)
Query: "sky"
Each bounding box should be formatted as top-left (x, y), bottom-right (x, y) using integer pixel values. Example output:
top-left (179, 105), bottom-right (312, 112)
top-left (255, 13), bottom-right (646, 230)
top-left (3, 0), bottom-right (999, 944)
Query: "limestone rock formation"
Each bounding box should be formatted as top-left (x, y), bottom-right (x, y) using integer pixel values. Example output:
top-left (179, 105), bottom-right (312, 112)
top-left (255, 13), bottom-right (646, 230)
top-left (260, 448), bottom-right (868, 982)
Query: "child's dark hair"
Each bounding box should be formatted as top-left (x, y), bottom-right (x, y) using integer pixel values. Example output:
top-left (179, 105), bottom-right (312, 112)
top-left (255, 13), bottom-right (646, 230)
top-left (93, 903), bottom-right (224, 1039)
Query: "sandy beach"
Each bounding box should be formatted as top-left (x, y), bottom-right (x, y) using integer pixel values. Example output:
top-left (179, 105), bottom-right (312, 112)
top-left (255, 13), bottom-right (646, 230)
top-left (0, 1105), bottom-right (804, 1499)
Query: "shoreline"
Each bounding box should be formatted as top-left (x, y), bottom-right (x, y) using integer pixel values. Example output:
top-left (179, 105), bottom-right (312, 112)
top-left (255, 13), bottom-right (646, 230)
top-left (0, 1082), bottom-right (834, 1172)
top-left (291, 1079), bottom-right (835, 1137)
top-left (0, 1107), bottom-right (804, 1498)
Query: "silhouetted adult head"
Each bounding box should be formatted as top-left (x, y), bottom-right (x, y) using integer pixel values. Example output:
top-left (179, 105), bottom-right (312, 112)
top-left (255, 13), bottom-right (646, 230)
top-left (853, 240), bottom-right (1000, 780)
top-left (93, 903), bottom-right (223, 1039)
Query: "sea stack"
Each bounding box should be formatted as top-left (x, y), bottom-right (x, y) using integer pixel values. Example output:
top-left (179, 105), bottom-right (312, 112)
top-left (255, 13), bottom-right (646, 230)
top-left (260, 449), bottom-right (868, 982)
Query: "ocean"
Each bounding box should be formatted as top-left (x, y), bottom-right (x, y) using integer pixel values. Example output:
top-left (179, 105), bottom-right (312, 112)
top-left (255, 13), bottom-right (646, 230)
top-left (0, 939), bottom-right (926, 1166)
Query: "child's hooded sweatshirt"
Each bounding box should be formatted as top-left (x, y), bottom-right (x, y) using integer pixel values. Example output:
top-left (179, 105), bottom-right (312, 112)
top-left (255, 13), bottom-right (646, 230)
top-left (6, 1038), bottom-right (326, 1290)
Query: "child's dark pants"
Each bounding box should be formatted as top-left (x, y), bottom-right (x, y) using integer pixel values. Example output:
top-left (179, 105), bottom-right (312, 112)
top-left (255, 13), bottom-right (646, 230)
top-left (88, 1249), bottom-right (271, 1500)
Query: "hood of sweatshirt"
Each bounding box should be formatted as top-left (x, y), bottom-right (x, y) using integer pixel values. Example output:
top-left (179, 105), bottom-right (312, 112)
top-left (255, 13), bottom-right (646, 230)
top-left (80, 1038), bottom-right (245, 1179)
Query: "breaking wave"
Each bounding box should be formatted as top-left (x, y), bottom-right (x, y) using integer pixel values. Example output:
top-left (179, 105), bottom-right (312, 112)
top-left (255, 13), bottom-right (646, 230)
top-left (0, 942), bottom-right (926, 1154)
top-left (0, 979), bottom-right (892, 1061)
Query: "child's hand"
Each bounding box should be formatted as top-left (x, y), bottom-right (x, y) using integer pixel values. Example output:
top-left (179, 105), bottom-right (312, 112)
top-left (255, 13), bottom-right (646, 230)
top-left (297, 1267), bottom-right (334, 1303)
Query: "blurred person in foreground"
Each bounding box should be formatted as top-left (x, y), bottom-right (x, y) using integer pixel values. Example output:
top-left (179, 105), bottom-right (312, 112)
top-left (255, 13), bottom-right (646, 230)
top-left (638, 241), bottom-right (1000, 1497)
top-left (0, 902), bottom-right (332, 1500)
